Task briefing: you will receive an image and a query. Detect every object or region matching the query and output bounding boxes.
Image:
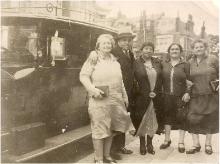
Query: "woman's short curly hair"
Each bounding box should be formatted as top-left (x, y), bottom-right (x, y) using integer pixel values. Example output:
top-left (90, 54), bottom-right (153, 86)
top-left (95, 34), bottom-right (115, 50)
top-left (167, 43), bottom-right (183, 53)
top-left (191, 39), bottom-right (208, 50)
top-left (140, 42), bottom-right (155, 52)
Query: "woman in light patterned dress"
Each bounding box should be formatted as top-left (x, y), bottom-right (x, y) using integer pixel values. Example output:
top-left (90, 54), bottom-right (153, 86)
top-left (80, 34), bottom-right (130, 163)
top-left (131, 42), bottom-right (163, 155)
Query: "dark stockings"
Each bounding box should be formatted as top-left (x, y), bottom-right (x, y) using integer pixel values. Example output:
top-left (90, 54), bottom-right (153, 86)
top-left (139, 136), bottom-right (146, 155)
top-left (147, 135), bottom-right (155, 154)
top-left (139, 135), bottom-right (155, 155)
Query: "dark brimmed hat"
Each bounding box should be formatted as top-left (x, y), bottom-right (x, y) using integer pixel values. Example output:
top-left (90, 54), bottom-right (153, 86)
top-left (116, 27), bottom-right (136, 40)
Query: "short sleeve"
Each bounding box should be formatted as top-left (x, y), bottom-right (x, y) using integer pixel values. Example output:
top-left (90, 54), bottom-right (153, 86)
top-left (80, 51), bottom-right (98, 78)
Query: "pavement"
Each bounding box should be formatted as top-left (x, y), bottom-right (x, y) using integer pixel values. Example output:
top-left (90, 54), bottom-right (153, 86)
top-left (77, 131), bottom-right (219, 163)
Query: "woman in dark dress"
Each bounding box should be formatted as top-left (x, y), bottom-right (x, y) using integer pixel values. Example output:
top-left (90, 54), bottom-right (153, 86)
top-left (160, 43), bottom-right (191, 153)
top-left (131, 42), bottom-right (163, 155)
top-left (186, 39), bottom-right (219, 155)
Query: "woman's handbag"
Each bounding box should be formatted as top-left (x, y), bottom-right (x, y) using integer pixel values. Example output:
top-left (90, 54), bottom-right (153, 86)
top-left (95, 85), bottom-right (109, 97)
top-left (210, 80), bottom-right (219, 92)
top-left (176, 102), bottom-right (188, 122)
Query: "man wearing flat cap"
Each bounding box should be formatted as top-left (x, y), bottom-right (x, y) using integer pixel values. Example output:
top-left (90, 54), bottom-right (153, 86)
top-left (111, 27), bottom-right (136, 159)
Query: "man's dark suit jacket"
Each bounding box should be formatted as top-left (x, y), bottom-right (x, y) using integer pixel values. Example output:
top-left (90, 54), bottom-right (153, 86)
top-left (112, 46), bottom-right (135, 112)
top-left (111, 46), bottom-right (135, 152)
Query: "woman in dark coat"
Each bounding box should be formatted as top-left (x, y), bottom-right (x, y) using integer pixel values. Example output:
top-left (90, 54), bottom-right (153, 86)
top-left (159, 43), bottom-right (191, 153)
top-left (186, 39), bottom-right (219, 155)
top-left (131, 42), bottom-right (163, 155)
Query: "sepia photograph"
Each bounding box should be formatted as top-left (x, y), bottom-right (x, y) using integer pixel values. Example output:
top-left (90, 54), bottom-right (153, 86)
top-left (0, 0), bottom-right (219, 163)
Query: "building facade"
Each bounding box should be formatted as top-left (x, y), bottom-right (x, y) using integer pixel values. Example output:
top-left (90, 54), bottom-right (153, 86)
top-left (155, 14), bottom-right (195, 55)
top-left (137, 11), bottom-right (196, 57)
top-left (138, 11), bottom-right (158, 46)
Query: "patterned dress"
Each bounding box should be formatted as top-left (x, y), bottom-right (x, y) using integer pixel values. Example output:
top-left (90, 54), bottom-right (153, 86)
top-left (80, 51), bottom-right (131, 139)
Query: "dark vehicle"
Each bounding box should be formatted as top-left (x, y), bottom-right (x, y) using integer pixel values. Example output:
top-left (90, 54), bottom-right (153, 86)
top-left (1, 13), bottom-right (117, 162)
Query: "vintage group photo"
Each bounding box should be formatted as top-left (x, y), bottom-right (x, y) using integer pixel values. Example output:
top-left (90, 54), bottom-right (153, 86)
top-left (1, 0), bottom-right (219, 163)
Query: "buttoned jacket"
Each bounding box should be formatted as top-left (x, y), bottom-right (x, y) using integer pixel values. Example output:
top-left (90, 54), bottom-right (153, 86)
top-left (189, 54), bottom-right (219, 96)
top-left (133, 57), bottom-right (163, 119)
top-left (162, 60), bottom-right (190, 97)
top-left (112, 46), bottom-right (135, 108)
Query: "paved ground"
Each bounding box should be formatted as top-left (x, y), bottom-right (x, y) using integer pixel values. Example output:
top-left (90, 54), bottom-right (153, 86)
top-left (77, 131), bottom-right (219, 163)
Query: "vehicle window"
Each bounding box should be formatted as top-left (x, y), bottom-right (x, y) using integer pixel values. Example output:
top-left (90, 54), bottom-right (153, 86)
top-left (65, 29), bottom-right (91, 68)
top-left (1, 25), bottom-right (37, 65)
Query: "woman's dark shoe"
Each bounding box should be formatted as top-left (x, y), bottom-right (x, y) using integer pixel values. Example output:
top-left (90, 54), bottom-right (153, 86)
top-left (195, 145), bottom-right (201, 152)
top-left (110, 152), bottom-right (121, 160)
top-left (103, 157), bottom-right (117, 163)
top-left (205, 145), bottom-right (213, 155)
top-left (160, 140), bottom-right (171, 149)
top-left (140, 145), bottom-right (147, 155)
top-left (147, 144), bottom-right (155, 155)
top-left (178, 143), bottom-right (185, 153)
top-left (186, 145), bottom-right (201, 154)
top-left (118, 147), bottom-right (133, 154)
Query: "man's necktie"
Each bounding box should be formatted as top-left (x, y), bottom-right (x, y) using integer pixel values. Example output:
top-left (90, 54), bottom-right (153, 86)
top-left (124, 50), bottom-right (130, 59)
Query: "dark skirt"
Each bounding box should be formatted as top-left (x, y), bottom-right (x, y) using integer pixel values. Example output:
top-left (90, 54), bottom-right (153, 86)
top-left (163, 94), bottom-right (187, 130)
top-left (187, 94), bottom-right (219, 134)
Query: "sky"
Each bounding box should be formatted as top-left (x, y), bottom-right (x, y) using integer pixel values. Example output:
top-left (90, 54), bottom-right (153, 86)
top-left (96, 0), bottom-right (219, 35)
